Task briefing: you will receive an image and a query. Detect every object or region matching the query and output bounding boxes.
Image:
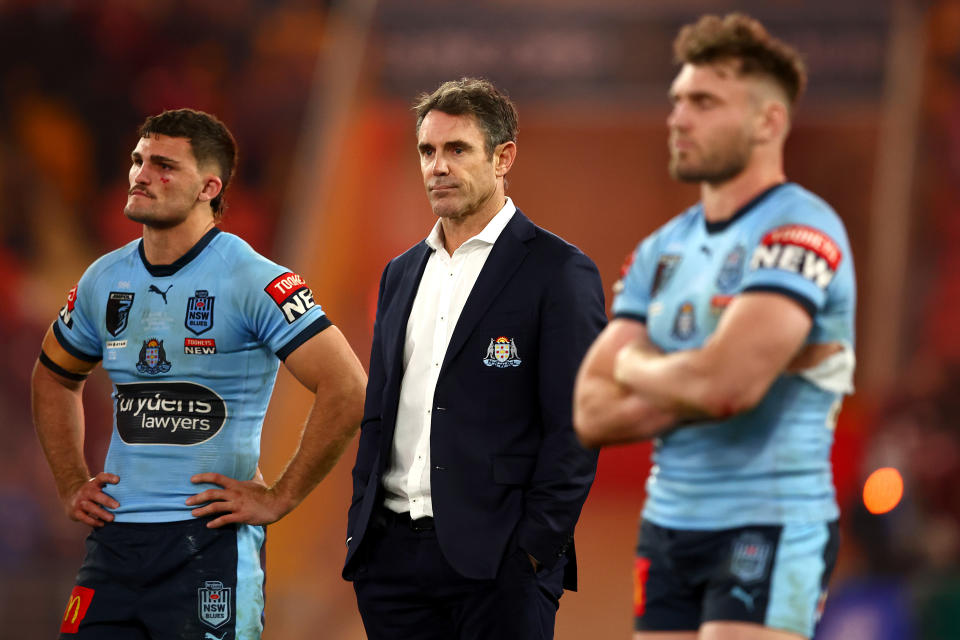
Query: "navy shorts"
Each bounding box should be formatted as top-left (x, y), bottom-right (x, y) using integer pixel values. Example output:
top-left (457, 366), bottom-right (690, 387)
top-left (58, 518), bottom-right (266, 640)
top-left (634, 519), bottom-right (839, 637)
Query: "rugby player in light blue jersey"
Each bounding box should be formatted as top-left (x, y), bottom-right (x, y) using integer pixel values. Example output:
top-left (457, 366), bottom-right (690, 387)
top-left (31, 109), bottom-right (367, 639)
top-left (574, 14), bottom-right (855, 640)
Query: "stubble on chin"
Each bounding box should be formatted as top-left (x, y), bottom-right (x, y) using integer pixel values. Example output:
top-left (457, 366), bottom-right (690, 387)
top-left (429, 194), bottom-right (467, 221)
top-left (123, 206), bottom-right (180, 230)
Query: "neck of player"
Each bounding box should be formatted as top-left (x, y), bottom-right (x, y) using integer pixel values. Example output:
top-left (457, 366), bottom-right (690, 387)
top-left (700, 152), bottom-right (786, 224)
top-left (141, 210), bottom-right (217, 265)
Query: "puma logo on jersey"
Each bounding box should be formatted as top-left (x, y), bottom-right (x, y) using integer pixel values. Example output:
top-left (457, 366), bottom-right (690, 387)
top-left (730, 585), bottom-right (757, 612)
top-left (149, 284), bottom-right (173, 304)
top-left (204, 633), bottom-right (227, 640)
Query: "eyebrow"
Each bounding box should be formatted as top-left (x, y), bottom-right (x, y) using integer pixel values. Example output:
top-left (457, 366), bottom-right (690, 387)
top-left (418, 139), bottom-right (475, 153)
top-left (669, 89), bottom-right (720, 103)
top-left (131, 151), bottom-right (181, 166)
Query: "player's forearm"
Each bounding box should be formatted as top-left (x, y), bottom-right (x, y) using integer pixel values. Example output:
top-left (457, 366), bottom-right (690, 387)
top-left (269, 383), bottom-right (365, 516)
top-left (613, 344), bottom-right (753, 420)
top-left (574, 374), bottom-right (676, 447)
top-left (31, 361), bottom-right (91, 500)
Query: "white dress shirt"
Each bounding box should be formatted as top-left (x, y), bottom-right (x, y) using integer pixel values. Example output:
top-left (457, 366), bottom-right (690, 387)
top-left (382, 198), bottom-right (517, 518)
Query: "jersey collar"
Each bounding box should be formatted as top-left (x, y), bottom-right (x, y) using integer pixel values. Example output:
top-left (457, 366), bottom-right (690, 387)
top-left (138, 227), bottom-right (221, 277)
top-left (704, 182), bottom-right (790, 234)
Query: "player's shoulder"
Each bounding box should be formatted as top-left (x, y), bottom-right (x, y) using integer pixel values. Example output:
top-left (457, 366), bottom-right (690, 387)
top-left (632, 204), bottom-right (701, 257)
top-left (762, 183), bottom-right (848, 236)
top-left (80, 238), bottom-right (141, 284)
top-left (203, 232), bottom-right (314, 310)
top-left (207, 231), bottom-right (290, 279)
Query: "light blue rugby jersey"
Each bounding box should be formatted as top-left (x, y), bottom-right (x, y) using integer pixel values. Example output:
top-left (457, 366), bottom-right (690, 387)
top-left (612, 183), bottom-right (856, 529)
top-left (53, 228), bottom-right (330, 522)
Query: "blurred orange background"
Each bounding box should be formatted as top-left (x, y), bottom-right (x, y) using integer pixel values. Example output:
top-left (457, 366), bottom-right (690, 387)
top-left (2, 1), bottom-right (959, 638)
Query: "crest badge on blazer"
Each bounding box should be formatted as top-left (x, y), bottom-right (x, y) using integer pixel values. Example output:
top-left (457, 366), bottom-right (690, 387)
top-left (482, 336), bottom-right (522, 368)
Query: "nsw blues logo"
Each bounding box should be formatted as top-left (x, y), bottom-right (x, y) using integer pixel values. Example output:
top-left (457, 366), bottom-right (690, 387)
top-left (185, 290), bottom-right (215, 335)
top-left (715, 245), bottom-right (746, 293)
top-left (106, 292), bottom-right (135, 337)
top-left (136, 338), bottom-right (172, 375)
top-left (729, 532), bottom-right (772, 583)
top-left (198, 580), bottom-right (231, 629)
top-left (483, 336), bottom-right (522, 368)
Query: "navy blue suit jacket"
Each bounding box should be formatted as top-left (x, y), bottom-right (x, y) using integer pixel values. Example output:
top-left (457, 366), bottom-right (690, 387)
top-left (343, 210), bottom-right (604, 591)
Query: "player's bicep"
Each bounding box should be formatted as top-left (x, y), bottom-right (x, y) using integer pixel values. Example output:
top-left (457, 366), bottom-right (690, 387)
top-left (703, 291), bottom-right (812, 394)
top-left (283, 325), bottom-right (366, 397)
top-left (39, 325), bottom-right (99, 382)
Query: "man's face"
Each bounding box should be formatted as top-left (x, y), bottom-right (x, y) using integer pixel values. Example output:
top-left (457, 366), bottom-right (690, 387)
top-left (667, 62), bottom-right (757, 184)
top-left (124, 134), bottom-right (210, 228)
top-left (417, 111), bottom-right (499, 220)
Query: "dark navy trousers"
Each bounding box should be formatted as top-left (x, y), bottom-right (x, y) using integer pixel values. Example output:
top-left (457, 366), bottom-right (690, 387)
top-left (352, 509), bottom-right (565, 640)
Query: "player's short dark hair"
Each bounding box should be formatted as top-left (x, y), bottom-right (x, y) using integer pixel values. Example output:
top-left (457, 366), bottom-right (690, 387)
top-left (674, 13), bottom-right (807, 107)
top-left (138, 108), bottom-right (237, 218)
top-left (413, 77), bottom-right (519, 157)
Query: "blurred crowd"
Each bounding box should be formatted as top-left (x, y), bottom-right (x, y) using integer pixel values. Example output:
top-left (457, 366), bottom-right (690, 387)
top-left (1, 0), bottom-right (959, 638)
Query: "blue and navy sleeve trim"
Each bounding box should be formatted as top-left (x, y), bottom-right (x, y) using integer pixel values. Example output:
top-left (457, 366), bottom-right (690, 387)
top-left (613, 312), bottom-right (647, 324)
top-left (275, 315), bottom-right (333, 361)
top-left (52, 322), bottom-right (101, 362)
top-left (39, 351), bottom-right (90, 381)
top-left (741, 285), bottom-right (817, 319)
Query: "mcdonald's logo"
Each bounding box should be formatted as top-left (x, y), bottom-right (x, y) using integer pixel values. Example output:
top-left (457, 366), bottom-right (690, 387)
top-left (60, 585), bottom-right (95, 634)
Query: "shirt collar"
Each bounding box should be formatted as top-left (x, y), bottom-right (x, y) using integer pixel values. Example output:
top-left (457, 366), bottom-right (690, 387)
top-left (425, 197), bottom-right (517, 252)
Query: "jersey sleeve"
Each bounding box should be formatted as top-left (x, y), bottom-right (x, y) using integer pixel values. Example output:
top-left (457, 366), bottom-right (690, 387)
top-left (740, 205), bottom-right (849, 317)
top-left (248, 267), bottom-right (332, 360)
top-left (611, 235), bottom-right (657, 323)
top-left (52, 270), bottom-right (103, 362)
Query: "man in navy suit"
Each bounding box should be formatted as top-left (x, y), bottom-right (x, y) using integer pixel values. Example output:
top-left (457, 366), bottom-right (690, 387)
top-left (343, 77), bottom-right (605, 639)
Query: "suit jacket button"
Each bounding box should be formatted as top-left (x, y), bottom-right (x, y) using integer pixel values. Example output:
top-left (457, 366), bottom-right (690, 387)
top-left (433, 465), bottom-right (447, 471)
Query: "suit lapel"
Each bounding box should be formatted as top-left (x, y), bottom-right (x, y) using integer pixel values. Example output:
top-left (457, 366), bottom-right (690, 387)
top-left (383, 242), bottom-right (432, 383)
top-left (442, 211), bottom-right (535, 371)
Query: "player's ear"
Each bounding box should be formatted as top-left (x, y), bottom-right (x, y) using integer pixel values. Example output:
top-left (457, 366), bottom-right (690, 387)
top-left (756, 100), bottom-right (788, 144)
top-left (198, 176), bottom-right (223, 204)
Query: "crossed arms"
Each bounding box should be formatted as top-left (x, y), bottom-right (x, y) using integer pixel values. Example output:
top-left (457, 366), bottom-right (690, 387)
top-left (573, 291), bottom-right (815, 448)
